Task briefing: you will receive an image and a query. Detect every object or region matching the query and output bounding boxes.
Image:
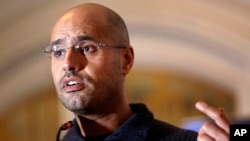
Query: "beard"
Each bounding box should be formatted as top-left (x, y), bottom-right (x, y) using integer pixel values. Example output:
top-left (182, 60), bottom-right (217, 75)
top-left (55, 68), bottom-right (123, 116)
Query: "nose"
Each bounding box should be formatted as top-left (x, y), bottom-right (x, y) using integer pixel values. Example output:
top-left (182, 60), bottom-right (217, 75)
top-left (62, 49), bottom-right (87, 72)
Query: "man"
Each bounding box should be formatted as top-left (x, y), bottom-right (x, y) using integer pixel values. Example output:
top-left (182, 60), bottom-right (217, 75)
top-left (45, 3), bottom-right (230, 141)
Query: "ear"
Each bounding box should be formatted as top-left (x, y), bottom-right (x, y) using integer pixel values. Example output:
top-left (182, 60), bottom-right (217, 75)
top-left (121, 46), bottom-right (134, 75)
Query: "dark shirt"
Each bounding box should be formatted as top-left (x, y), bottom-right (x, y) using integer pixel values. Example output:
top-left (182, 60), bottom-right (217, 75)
top-left (61, 103), bottom-right (198, 141)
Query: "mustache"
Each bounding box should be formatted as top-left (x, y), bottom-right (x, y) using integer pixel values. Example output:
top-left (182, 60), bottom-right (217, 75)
top-left (65, 70), bottom-right (77, 78)
top-left (62, 70), bottom-right (83, 79)
top-left (59, 70), bottom-right (82, 84)
top-left (59, 70), bottom-right (92, 87)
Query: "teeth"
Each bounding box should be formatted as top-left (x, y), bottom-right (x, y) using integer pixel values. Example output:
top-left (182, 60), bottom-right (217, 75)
top-left (67, 81), bottom-right (78, 86)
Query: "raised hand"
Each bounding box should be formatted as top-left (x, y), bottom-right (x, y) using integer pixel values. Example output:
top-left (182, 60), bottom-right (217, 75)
top-left (195, 101), bottom-right (231, 141)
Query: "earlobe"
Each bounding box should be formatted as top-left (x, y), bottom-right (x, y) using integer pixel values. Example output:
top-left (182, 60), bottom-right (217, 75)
top-left (122, 46), bottom-right (134, 75)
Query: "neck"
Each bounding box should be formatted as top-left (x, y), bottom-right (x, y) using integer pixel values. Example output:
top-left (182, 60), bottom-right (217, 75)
top-left (75, 102), bottom-right (132, 137)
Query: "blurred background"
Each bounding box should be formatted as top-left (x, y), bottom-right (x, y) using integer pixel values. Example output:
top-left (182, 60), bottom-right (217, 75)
top-left (0, 0), bottom-right (250, 140)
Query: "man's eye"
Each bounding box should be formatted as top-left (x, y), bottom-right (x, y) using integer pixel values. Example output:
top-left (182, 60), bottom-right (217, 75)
top-left (53, 49), bottom-right (65, 58)
top-left (83, 46), bottom-right (91, 52)
top-left (80, 44), bottom-right (98, 55)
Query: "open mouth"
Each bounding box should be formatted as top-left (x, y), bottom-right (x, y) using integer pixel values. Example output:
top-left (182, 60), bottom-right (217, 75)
top-left (62, 77), bottom-right (85, 93)
top-left (67, 80), bottom-right (80, 86)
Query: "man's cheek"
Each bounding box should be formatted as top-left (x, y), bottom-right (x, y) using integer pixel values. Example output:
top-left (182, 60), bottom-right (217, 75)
top-left (51, 69), bottom-right (60, 85)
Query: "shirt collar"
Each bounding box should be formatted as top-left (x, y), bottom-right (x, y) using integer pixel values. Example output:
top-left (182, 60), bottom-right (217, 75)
top-left (62, 103), bottom-right (154, 141)
top-left (105, 103), bottom-right (154, 141)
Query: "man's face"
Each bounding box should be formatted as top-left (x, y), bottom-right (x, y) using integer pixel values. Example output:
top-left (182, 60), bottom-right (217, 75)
top-left (50, 8), bottom-right (125, 115)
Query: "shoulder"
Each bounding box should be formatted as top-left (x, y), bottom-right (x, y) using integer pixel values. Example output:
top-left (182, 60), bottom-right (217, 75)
top-left (146, 119), bottom-right (198, 141)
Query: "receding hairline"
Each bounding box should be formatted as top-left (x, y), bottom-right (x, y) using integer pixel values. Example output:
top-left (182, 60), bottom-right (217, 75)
top-left (59, 3), bottom-right (130, 45)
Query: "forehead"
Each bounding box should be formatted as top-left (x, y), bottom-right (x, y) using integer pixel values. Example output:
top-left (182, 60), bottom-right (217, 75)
top-left (51, 7), bottom-right (109, 43)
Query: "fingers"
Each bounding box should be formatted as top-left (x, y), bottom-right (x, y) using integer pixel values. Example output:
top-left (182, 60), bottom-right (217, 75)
top-left (195, 101), bottom-right (231, 141)
top-left (197, 131), bottom-right (214, 141)
top-left (198, 122), bottom-right (229, 141)
top-left (195, 101), bottom-right (231, 133)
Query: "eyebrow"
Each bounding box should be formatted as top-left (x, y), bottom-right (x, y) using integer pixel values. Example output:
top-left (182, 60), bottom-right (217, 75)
top-left (76, 36), bottom-right (94, 42)
top-left (51, 39), bottom-right (63, 46)
top-left (51, 35), bottom-right (95, 46)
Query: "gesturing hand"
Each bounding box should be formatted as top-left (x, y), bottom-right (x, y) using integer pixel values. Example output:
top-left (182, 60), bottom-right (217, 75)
top-left (195, 101), bottom-right (231, 141)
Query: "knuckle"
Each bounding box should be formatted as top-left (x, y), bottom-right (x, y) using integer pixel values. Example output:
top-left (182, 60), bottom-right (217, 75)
top-left (197, 133), bottom-right (210, 141)
top-left (197, 134), bottom-right (203, 140)
top-left (214, 109), bottom-right (224, 118)
top-left (203, 122), bottom-right (212, 129)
